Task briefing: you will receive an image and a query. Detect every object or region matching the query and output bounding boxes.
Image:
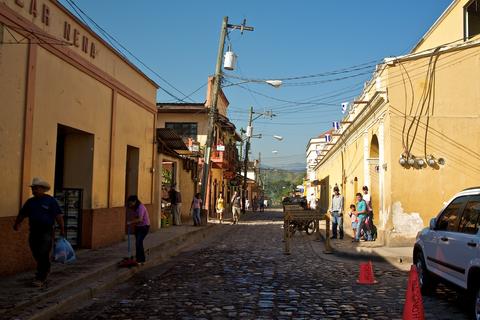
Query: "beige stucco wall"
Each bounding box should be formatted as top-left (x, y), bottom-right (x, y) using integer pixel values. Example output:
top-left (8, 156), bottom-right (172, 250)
top-left (2, 0), bottom-right (157, 102)
top-left (157, 154), bottom-right (196, 224)
top-left (413, 0), bottom-right (466, 53)
top-left (0, 28), bottom-right (28, 217)
top-left (315, 123), bottom-right (386, 224)
top-left (0, 23), bottom-right (157, 217)
top-left (31, 46), bottom-right (112, 209)
top-left (113, 94), bottom-right (155, 207)
top-left (385, 45), bottom-right (480, 243)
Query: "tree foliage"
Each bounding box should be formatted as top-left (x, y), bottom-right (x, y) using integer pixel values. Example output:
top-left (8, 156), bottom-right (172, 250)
top-left (261, 169), bottom-right (305, 206)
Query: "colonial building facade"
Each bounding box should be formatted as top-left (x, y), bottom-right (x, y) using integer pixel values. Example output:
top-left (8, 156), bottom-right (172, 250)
top-left (0, 0), bottom-right (158, 275)
top-left (157, 79), bottom-right (241, 219)
top-left (311, 0), bottom-right (480, 246)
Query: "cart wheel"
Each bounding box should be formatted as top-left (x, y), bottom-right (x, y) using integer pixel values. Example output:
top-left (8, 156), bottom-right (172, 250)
top-left (305, 221), bottom-right (315, 235)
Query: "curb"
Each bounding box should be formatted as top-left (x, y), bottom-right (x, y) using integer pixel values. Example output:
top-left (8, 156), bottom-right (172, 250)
top-left (317, 231), bottom-right (413, 265)
top-left (9, 224), bottom-right (218, 320)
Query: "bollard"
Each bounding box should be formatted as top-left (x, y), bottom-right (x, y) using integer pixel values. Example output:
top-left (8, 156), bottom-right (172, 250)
top-left (323, 213), bottom-right (333, 254)
top-left (314, 219), bottom-right (321, 241)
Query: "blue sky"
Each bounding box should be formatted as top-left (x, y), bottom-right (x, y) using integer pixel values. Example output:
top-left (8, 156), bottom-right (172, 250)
top-left (61, 0), bottom-right (452, 169)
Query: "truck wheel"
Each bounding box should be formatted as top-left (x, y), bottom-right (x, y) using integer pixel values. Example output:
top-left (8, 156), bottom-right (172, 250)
top-left (469, 279), bottom-right (480, 320)
top-left (415, 251), bottom-right (436, 295)
top-left (474, 286), bottom-right (480, 320)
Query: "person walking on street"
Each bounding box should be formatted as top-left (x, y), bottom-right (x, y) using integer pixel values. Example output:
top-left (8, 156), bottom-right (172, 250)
top-left (167, 185), bottom-right (182, 226)
top-left (13, 178), bottom-right (65, 287)
top-left (175, 187), bottom-right (182, 225)
top-left (216, 193), bottom-right (224, 224)
top-left (126, 195), bottom-right (150, 265)
top-left (362, 186), bottom-right (373, 230)
top-left (329, 186), bottom-right (344, 239)
top-left (354, 193), bottom-right (372, 242)
top-left (231, 191), bottom-right (241, 224)
top-left (190, 193), bottom-right (202, 226)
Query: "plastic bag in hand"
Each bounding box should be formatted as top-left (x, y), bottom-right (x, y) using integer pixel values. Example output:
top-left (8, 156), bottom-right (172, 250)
top-left (54, 238), bottom-right (76, 264)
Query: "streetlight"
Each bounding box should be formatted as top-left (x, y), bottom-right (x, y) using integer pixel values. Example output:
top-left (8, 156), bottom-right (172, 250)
top-left (265, 80), bottom-right (283, 88)
top-left (273, 135), bottom-right (284, 141)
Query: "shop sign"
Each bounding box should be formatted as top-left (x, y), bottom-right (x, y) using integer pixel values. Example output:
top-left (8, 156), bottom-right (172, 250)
top-left (13, 0), bottom-right (97, 59)
top-left (223, 171), bottom-right (236, 179)
top-left (216, 144), bottom-right (225, 152)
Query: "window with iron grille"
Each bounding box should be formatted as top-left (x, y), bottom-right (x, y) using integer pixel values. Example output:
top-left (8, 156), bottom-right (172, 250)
top-left (165, 122), bottom-right (198, 140)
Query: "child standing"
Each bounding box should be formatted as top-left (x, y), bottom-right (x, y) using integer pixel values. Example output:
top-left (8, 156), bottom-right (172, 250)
top-left (349, 204), bottom-right (358, 239)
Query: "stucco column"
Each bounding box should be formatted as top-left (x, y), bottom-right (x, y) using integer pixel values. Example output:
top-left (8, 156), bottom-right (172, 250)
top-left (363, 133), bottom-right (370, 188)
top-left (378, 121), bottom-right (385, 228)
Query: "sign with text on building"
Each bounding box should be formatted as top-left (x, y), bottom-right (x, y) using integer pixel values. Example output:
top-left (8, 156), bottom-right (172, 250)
top-left (223, 171), bottom-right (236, 179)
top-left (11, 0), bottom-right (97, 59)
top-left (189, 144), bottom-right (200, 152)
top-left (216, 144), bottom-right (225, 152)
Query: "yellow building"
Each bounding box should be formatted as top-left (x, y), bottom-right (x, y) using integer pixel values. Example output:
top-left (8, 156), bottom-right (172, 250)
top-left (0, 1), bottom-right (158, 275)
top-left (157, 78), bottom-right (241, 219)
top-left (313, 0), bottom-right (480, 246)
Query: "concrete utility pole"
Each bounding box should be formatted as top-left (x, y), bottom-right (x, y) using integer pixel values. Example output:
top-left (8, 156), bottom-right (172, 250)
top-left (242, 108), bottom-right (275, 213)
top-left (242, 106), bottom-right (254, 213)
top-left (200, 17), bottom-right (253, 215)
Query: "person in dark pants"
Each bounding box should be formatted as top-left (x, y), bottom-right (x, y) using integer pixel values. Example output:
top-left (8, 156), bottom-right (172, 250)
top-left (13, 177), bottom-right (65, 287)
top-left (329, 186), bottom-right (344, 239)
top-left (127, 195), bottom-right (150, 265)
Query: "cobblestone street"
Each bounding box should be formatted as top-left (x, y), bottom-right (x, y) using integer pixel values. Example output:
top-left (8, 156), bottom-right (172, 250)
top-left (60, 210), bottom-right (470, 320)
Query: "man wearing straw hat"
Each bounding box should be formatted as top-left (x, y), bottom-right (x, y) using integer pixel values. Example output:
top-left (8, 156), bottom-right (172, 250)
top-left (13, 177), bottom-right (65, 287)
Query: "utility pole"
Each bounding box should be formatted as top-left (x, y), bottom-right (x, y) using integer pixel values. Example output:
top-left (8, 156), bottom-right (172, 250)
top-left (200, 17), bottom-right (254, 216)
top-left (242, 106), bottom-right (254, 214)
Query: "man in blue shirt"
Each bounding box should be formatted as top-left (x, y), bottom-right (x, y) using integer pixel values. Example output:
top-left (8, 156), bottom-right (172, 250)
top-left (13, 178), bottom-right (65, 287)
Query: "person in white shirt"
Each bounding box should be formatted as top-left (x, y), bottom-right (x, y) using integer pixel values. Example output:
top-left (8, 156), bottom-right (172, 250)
top-left (329, 186), bottom-right (344, 239)
top-left (362, 186), bottom-right (373, 230)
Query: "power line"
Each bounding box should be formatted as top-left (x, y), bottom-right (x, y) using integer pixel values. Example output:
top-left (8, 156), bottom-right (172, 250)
top-left (224, 59), bottom-right (380, 82)
top-left (65, 0), bottom-right (191, 102)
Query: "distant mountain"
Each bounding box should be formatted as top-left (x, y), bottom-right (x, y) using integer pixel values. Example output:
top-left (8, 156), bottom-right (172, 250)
top-left (262, 162), bottom-right (306, 172)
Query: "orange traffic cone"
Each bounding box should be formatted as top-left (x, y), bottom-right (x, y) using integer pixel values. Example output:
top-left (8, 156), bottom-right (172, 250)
top-left (402, 265), bottom-right (425, 320)
top-left (356, 261), bottom-right (378, 284)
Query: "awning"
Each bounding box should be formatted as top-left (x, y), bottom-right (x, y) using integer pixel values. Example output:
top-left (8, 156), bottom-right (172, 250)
top-left (156, 128), bottom-right (189, 154)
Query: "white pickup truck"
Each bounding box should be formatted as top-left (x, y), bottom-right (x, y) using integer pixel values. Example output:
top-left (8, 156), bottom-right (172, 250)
top-left (413, 187), bottom-right (480, 319)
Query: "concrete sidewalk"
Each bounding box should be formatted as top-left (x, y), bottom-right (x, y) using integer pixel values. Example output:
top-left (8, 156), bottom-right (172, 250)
top-left (316, 221), bottom-right (414, 266)
top-left (0, 223), bottom-right (218, 320)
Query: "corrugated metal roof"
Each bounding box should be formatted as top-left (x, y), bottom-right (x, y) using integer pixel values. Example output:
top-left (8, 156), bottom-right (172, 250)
top-left (156, 128), bottom-right (189, 151)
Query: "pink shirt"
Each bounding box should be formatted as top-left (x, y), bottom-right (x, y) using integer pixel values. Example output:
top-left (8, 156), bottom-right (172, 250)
top-left (192, 197), bottom-right (202, 209)
top-left (136, 204), bottom-right (150, 226)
